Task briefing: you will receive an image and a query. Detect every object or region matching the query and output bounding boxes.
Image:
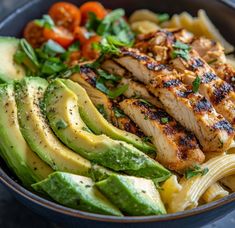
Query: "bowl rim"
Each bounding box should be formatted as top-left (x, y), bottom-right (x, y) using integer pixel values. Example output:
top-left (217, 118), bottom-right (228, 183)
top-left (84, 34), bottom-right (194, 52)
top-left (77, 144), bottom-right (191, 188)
top-left (0, 0), bottom-right (235, 223)
top-left (1, 165), bottom-right (235, 223)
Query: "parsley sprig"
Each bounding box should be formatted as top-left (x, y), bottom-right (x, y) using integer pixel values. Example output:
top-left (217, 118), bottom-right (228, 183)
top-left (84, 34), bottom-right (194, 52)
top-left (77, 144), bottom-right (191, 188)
top-left (192, 76), bottom-right (201, 93)
top-left (14, 39), bottom-right (80, 78)
top-left (34, 15), bottom-right (55, 29)
top-left (171, 41), bottom-right (191, 61)
top-left (184, 165), bottom-right (209, 179)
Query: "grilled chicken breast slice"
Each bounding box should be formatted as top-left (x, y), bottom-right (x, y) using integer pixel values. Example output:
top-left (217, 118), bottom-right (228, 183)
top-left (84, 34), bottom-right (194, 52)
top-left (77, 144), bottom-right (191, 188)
top-left (115, 48), bottom-right (234, 152)
top-left (102, 59), bottom-right (163, 108)
top-left (212, 62), bottom-right (235, 90)
top-left (191, 37), bottom-right (226, 63)
top-left (70, 66), bottom-right (145, 137)
top-left (120, 99), bottom-right (205, 171)
top-left (135, 29), bottom-right (193, 63)
top-left (191, 37), bottom-right (235, 90)
top-left (171, 50), bottom-right (235, 127)
top-left (101, 60), bottom-right (132, 78)
top-left (119, 78), bottom-right (163, 108)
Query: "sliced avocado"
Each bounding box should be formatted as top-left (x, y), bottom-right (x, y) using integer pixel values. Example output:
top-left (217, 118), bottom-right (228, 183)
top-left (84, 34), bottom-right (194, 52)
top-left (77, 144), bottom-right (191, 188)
top-left (15, 77), bottom-right (92, 176)
top-left (44, 79), bottom-right (170, 179)
top-left (0, 83), bottom-right (53, 187)
top-left (32, 172), bottom-right (123, 216)
top-left (0, 37), bottom-right (25, 83)
top-left (70, 73), bottom-right (114, 122)
top-left (96, 174), bottom-right (166, 216)
top-left (62, 79), bottom-right (155, 154)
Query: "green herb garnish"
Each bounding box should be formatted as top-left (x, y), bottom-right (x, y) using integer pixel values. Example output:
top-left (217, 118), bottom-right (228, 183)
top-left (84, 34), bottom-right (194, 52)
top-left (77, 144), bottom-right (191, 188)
top-left (161, 117), bottom-right (168, 124)
top-left (107, 84), bottom-right (128, 99)
top-left (173, 41), bottom-right (191, 50)
top-left (97, 9), bottom-right (125, 35)
top-left (157, 13), bottom-right (170, 23)
top-left (14, 39), bottom-right (39, 74)
top-left (96, 69), bottom-right (120, 82)
top-left (139, 99), bottom-right (152, 106)
top-left (86, 12), bottom-right (101, 31)
top-left (68, 41), bottom-right (80, 52)
top-left (185, 165), bottom-right (209, 179)
top-left (96, 104), bottom-right (108, 119)
top-left (192, 76), bottom-right (201, 93)
top-left (34, 15), bottom-right (55, 29)
top-left (171, 41), bottom-right (191, 61)
top-left (171, 49), bottom-right (189, 60)
top-left (56, 119), bottom-right (68, 129)
top-left (113, 107), bottom-right (126, 118)
top-left (43, 40), bottom-right (66, 55)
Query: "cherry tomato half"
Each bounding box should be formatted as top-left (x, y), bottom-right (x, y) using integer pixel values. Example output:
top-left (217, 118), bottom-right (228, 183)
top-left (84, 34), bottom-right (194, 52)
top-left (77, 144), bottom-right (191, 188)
top-left (43, 26), bottom-right (74, 48)
top-left (49, 2), bottom-right (81, 31)
top-left (23, 21), bottom-right (46, 48)
top-left (73, 26), bottom-right (89, 44)
top-left (80, 1), bottom-right (107, 24)
top-left (81, 35), bottom-right (101, 60)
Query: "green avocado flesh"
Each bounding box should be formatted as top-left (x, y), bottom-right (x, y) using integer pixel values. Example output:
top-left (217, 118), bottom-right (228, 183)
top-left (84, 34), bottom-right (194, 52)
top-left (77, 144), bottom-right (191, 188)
top-left (15, 77), bottom-right (92, 176)
top-left (62, 79), bottom-right (155, 154)
top-left (0, 37), bottom-right (25, 83)
top-left (96, 174), bottom-right (166, 216)
top-left (0, 83), bottom-right (53, 187)
top-left (44, 79), bottom-right (170, 179)
top-left (32, 172), bottom-right (123, 216)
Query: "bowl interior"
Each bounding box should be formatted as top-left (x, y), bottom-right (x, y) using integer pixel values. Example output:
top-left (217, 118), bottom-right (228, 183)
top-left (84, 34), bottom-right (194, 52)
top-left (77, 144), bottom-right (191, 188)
top-left (0, 0), bottom-right (235, 223)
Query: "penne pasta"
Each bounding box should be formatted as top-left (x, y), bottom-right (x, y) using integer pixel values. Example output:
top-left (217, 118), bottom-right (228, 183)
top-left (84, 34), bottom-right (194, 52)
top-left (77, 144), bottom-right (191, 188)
top-left (220, 176), bottom-right (235, 192)
top-left (159, 175), bottom-right (182, 210)
top-left (131, 20), bottom-right (159, 34)
top-left (202, 182), bottom-right (229, 203)
top-left (168, 155), bottom-right (235, 213)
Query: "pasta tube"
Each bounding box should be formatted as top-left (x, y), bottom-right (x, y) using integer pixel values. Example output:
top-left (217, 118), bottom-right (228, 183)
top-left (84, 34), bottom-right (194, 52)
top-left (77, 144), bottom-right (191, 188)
top-left (159, 175), bottom-right (182, 209)
top-left (220, 176), bottom-right (235, 192)
top-left (202, 182), bottom-right (228, 203)
top-left (131, 20), bottom-right (159, 34)
top-left (129, 9), bottom-right (159, 24)
top-left (168, 155), bottom-right (235, 213)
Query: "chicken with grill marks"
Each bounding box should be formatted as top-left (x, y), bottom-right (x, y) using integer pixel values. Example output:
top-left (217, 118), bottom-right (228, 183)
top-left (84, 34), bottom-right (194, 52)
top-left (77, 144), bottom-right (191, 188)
top-left (134, 30), bottom-right (235, 128)
top-left (114, 47), bottom-right (235, 152)
top-left (191, 37), bottom-right (235, 91)
top-left (120, 98), bottom-right (205, 171)
top-left (171, 49), bottom-right (235, 127)
top-left (101, 60), bottom-right (163, 108)
top-left (70, 65), bottom-right (145, 138)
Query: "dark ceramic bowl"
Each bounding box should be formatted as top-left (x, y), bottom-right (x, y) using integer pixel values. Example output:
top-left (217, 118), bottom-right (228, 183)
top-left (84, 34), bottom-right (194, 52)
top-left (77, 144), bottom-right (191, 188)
top-left (0, 0), bottom-right (235, 227)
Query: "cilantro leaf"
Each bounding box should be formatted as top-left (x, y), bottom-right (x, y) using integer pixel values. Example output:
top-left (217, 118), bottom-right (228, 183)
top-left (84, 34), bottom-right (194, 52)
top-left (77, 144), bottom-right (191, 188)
top-left (43, 40), bottom-right (66, 55)
top-left (192, 76), bottom-right (201, 93)
top-left (68, 41), bottom-right (80, 52)
top-left (107, 84), bottom-right (128, 99)
top-left (86, 12), bottom-right (101, 31)
top-left (34, 15), bottom-right (55, 29)
top-left (173, 41), bottom-right (191, 50)
top-left (97, 9), bottom-right (125, 35)
top-left (161, 117), bottom-right (168, 124)
top-left (185, 166), bottom-right (209, 179)
top-left (157, 13), bottom-right (170, 23)
top-left (113, 107), bottom-right (126, 118)
top-left (96, 69), bottom-right (121, 82)
top-left (139, 99), bottom-right (152, 106)
top-left (41, 61), bottom-right (66, 75)
top-left (171, 49), bottom-right (189, 60)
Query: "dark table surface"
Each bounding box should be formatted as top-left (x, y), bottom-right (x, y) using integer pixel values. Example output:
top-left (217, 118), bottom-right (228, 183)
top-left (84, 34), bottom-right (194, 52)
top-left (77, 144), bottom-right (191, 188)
top-left (0, 0), bottom-right (235, 227)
